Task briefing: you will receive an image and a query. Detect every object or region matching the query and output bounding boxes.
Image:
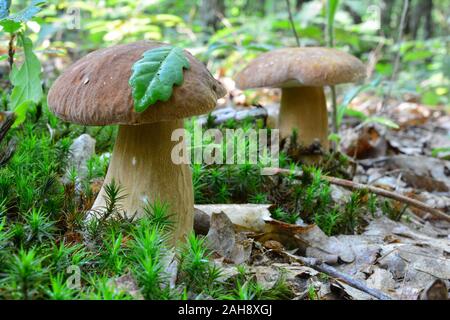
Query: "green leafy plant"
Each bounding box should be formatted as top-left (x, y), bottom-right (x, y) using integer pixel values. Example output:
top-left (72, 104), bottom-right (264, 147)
top-left (4, 247), bottom-right (47, 299)
top-left (129, 45), bottom-right (190, 112)
top-left (23, 207), bottom-right (56, 244)
top-left (100, 179), bottom-right (127, 221)
top-left (307, 284), bottom-right (319, 300)
top-left (100, 230), bottom-right (125, 274)
top-left (0, 0), bottom-right (46, 127)
top-left (45, 273), bottom-right (77, 300)
top-left (142, 198), bottom-right (174, 231)
top-left (178, 233), bottom-right (223, 296)
top-left (128, 219), bottom-right (169, 299)
top-left (83, 275), bottom-right (133, 300)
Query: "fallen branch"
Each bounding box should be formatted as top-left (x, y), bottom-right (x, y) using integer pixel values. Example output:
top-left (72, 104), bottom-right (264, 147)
top-left (283, 252), bottom-right (392, 300)
top-left (285, 0), bottom-right (300, 46)
top-left (0, 112), bottom-right (17, 168)
top-left (194, 206), bottom-right (392, 299)
top-left (197, 106), bottom-right (267, 126)
top-left (0, 112), bottom-right (15, 143)
top-left (268, 168), bottom-right (450, 222)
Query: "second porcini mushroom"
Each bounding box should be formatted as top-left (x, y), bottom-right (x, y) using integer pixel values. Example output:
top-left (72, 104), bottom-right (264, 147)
top-left (48, 41), bottom-right (226, 244)
top-left (235, 47), bottom-right (366, 161)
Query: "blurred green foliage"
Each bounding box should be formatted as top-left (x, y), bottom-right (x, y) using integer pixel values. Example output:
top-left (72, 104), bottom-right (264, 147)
top-left (0, 0), bottom-right (447, 108)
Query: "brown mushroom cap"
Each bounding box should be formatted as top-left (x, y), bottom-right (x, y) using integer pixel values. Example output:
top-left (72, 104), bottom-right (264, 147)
top-left (235, 47), bottom-right (366, 89)
top-left (48, 41), bottom-right (226, 126)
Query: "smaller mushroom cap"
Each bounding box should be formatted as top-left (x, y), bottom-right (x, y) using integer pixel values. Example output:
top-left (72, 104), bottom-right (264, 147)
top-left (48, 41), bottom-right (226, 126)
top-left (235, 47), bottom-right (366, 89)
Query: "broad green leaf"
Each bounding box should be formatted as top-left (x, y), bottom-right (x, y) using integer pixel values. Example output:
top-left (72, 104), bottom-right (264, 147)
top-left (0, 0), bottom-right (46, 33)
top-left (129, 46), bottom-right (190, 113)
top-left (328, 133), bottom-right (341, 144)
top-left (10, 34), bottom-right (43, 126)
top-left (421, 91), bottom-right (441, 106)
top-left (0, 54), bottom-right (7, 61)
top-left (327, 0), bottom-right (339, 27)
top-left (0, 18), bottom-right (21, 33)
top-left (12, 100), bottom-right (34, 128)
top-left (326, 0), bottom-right (339, 46)
top-left (344, 109), bottom-right (367, 120)
top-left (403, 50), bottom-right (433, 62)
top-left (0, 0), bottom-right (11, 19)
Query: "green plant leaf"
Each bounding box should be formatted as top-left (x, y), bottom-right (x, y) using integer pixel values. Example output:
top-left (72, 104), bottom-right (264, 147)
top-left (0, 0), bottom-right (46, 33)
top-left (326, 0), bottom-right (339, 27)
top-left (10, 34), bottom-right (43, 126)
top-left (326, 0), bottom-right (339, 47)
top-left (328, 133), bottom-right (341, 144)
top-left (0, 54), bottom-right (7, 61)
top-left (344, 108), bottom-right (367, 120)
top-left (0, 18), bottom-right (21, 33)
top-left (129, 45), bottom-right (190, 113)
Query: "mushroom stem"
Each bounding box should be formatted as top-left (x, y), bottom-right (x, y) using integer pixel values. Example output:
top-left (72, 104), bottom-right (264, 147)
top-left (92, 120), bottom-right (193, 245)
top-left (279, 86), bottom-right (329, 161)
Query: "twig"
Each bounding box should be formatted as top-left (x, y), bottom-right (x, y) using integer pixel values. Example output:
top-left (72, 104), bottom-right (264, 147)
top-left (284, 252), bottom-right (392, 300)
top-left (0, 112), bottom-right (15, 142)
top-left (330, 86), bottom-right (338, 135)
top-left (0, 138), bottom-right (17, 167)
top-left (381, 0), bottom-right (409, 111)
top-left (268, 167), bottom-right (450, 222)
top-left (8, 33), bottom-right (16, 72)
top-left (197, 106), bottom-right (268, 126)
top-left (326, 0), bottom-right (338, 137)
top-left (0, 112), bottom-right (17, 168)
top-left (285, 0), bottom-right (300, 46)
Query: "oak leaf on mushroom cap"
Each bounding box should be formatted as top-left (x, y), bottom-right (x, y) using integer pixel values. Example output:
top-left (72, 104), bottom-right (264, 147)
top-left (48, 41), bottom-right (226, 126)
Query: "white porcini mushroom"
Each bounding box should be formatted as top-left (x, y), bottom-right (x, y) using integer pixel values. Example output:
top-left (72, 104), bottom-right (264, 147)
top-left (235, 47), bottom-right (366, 162)
top-left (48, 41), bottom-right (226, 244)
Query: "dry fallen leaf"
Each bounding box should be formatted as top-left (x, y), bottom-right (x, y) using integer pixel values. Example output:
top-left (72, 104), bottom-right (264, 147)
top-left (206, 211), bottom-right (253, 264)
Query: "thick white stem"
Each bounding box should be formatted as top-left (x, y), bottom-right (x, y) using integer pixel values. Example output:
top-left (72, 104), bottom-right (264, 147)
top-left (92, 120), bottom-right (193, 244)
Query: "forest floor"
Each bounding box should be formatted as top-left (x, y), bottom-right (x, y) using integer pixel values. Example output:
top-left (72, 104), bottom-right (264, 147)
top-left (189, 77), bottom-right (450, 300)
top-left (0, 62), bottom-right (449, 301)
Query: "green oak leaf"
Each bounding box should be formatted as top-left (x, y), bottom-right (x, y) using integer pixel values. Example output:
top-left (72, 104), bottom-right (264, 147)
top-left (129, 45), bottom-right (190, 113)
top-left (10, 34), bottom-right (43, 127)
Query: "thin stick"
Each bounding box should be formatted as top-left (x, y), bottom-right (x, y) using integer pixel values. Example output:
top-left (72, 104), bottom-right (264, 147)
top-left (8, 33), bottom-right (16, 72)
top-left (284, 252), bottom-right (393, 300)
top-left (326, 0), bottom-right (339, 136)
top-left (0, 112), bottom-right (15, 142)
top-left (330, 85), bottom-right (338, 135)
top-left (269, 167), bottom-right (450, 222)
top-left (285, 0), bottom-right (300, 46)
top-left (381, 0), bottom-right (409, 111)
